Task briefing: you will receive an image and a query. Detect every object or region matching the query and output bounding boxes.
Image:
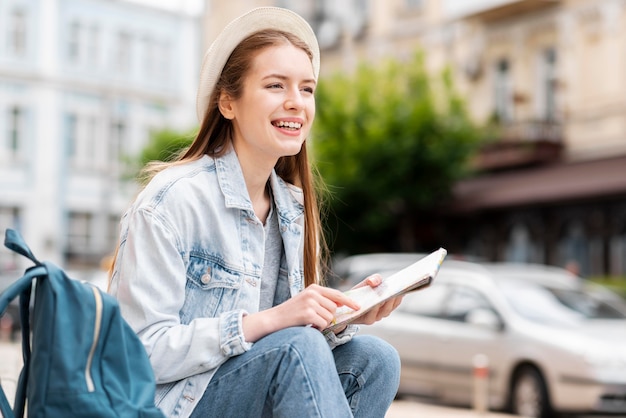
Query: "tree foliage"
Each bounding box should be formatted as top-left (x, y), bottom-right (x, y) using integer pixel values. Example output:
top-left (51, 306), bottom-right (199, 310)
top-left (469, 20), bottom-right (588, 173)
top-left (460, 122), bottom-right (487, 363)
top-left (126, 127), bottom-right (195, 182)
top-left (138, 128), bottom-right (195, 167)
top-left (313, 52), bottom-right (484, 254)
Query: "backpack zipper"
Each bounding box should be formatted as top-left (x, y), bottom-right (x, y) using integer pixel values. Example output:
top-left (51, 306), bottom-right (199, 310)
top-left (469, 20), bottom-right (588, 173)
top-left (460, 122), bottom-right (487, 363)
top-left (86, 286), bottom-right (103, 392)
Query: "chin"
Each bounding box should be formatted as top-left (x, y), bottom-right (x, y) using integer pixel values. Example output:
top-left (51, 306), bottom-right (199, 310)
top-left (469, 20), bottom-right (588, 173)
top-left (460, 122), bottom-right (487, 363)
top-left (280, 141), bottom-right (305, 157)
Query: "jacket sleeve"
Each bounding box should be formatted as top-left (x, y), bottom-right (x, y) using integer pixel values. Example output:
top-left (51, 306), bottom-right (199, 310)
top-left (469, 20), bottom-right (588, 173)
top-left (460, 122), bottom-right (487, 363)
top-left (325, 324), bottom-right (359, 349)
top-left (109, 207), bottom-right (252, 384)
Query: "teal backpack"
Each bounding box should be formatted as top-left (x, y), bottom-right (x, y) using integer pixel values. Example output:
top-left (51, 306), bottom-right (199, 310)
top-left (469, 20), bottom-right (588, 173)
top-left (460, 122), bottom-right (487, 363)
top-left (0, 229), bottom-right (165, 417)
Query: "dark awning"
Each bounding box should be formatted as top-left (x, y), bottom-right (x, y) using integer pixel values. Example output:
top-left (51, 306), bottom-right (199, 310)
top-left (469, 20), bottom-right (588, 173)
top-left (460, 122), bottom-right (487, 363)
top-left (449, 155), bottom-right (626, 213)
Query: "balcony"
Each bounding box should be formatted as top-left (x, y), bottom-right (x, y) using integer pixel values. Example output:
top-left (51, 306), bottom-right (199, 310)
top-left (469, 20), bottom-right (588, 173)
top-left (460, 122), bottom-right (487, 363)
top-left (472, 120), bottom-right (563, 171)
top-left (446, 0), bottom-right (561, 22)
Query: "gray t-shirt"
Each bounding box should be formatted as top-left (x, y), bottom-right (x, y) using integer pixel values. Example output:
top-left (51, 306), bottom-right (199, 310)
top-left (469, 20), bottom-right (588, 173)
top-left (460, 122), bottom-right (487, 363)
top-left (259, 198), bottom-right (284, 311)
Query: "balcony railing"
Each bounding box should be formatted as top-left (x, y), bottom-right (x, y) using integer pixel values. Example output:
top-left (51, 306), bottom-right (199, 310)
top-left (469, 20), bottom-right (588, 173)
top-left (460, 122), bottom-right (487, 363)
top-left (473, 120), bottom-right (563, 171)
top-left (498, 119), bottom-right (562, 143)
top-left (447, 0), bottom-right (562, 22)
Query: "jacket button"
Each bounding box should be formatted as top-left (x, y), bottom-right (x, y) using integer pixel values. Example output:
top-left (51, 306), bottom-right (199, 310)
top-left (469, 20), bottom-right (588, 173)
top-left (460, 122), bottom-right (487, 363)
top-left (201, 267), bottom-right (211, 284)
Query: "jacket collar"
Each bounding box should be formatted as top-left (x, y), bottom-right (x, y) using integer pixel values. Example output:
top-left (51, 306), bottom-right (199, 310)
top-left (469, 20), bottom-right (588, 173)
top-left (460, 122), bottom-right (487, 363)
top-left (215, 146), bottom-right (304, 222)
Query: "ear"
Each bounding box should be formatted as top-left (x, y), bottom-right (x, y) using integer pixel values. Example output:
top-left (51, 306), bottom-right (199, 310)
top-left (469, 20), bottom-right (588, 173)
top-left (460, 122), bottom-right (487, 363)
top-left (218, 91), bottom-right (235, 120)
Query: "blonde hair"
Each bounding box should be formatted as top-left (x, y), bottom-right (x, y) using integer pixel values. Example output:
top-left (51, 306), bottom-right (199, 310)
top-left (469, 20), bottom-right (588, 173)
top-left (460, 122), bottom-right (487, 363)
top-left (119, 30), bottom-right (327, 287)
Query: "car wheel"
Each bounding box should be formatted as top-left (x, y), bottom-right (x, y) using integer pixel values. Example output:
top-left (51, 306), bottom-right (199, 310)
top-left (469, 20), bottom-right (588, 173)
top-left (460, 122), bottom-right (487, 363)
top-left (510, 366), bottom-right (552, 418)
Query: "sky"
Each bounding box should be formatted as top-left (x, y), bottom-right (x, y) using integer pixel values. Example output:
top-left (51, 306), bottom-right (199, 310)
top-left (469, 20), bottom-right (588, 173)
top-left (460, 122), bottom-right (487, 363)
top-left (125, 0), bottom-right (204, 15)
top-left (125, 0), bottom-right (509, 20)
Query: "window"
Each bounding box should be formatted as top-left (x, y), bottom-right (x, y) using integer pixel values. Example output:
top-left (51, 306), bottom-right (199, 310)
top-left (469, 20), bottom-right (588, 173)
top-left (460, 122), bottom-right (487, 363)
top-left (87, 25), bottom-right (100, 67)
top-left (405, 0), bottom-right (424, 10)
top-left (443, 286), bottom-right (492, 322)
top-left (157, 41), bottom-right (170, 81)
top-left (110, 119), bottom-right (126, 170)
top-left (65, 112), bottom-right (100, 170)
top-left (117, 31), bottom-right (132, 73)
top-left (0, 207), bottom-right (21, 270)
top-left (84, 115), bottom-right (97, 163)
top-left (67, 212), bottom-right (93, 251)
top-left (107, 215), bottom-right (121, 253)
top-left (7, 9), bottom-right (27, 57)
top-left (537, 47), bottom-right (557, 121)
top-left (558, 221), bottom-right (588, 276)
top-left (65, 113), bottom-right (78, 158)
top-left (7, 106), bottom-right (24, 159)
top-left (609, 224), bottom-right (626, 276)
top-left (494, 58), bottom-right (513, 122)
top-left (68, 21), bottom-right (81, 63)
top-left (505, 222), bottom-right (539, 263)
top-left (142, 36), bottom-right (156, 78)
top-left (399, 283), bottom-right (450, 317)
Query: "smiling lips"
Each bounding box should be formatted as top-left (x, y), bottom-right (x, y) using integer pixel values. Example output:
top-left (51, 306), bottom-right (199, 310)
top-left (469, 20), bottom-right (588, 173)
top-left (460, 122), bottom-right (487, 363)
top-left (272, 120), bottom-right (302, 130)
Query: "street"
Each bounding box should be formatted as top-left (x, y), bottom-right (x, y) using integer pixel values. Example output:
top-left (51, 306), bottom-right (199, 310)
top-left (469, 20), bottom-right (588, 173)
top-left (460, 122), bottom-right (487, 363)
top-left (2, 339), bottom-right (616, 418)
top-left (0, 340), bottom-right (516, 417)
top-left (387, 398), bottom-right (515, 417)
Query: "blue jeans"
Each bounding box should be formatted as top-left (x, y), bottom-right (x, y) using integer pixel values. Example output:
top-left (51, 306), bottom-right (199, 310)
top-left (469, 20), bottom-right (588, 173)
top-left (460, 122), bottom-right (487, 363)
top-left (189, 327), bottom-right (400, 417)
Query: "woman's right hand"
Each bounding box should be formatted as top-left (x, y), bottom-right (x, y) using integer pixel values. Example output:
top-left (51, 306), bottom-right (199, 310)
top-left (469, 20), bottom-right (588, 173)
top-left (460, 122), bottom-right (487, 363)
top-left (242, 284), bottom-right (360, 342)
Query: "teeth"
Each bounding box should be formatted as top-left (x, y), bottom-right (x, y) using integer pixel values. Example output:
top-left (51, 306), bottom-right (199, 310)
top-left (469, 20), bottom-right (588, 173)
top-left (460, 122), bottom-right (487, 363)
top-left (275, 121), bottom-right (302, 129)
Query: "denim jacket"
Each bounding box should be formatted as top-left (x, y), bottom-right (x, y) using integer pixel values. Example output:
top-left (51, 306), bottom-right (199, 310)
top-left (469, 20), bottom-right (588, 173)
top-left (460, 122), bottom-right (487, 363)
top-left (109, 147), bottom-right (356, 417)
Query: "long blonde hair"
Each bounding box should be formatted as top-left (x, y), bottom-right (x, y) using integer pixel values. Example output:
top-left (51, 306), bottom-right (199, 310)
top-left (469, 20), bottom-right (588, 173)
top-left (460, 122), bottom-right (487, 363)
top-left (117, 30), bottom-right (327, 287)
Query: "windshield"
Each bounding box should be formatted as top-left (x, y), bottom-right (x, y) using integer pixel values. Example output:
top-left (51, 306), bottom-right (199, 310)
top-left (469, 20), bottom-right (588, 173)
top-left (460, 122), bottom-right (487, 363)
top-left (500, 280), bottom-right (626, 325)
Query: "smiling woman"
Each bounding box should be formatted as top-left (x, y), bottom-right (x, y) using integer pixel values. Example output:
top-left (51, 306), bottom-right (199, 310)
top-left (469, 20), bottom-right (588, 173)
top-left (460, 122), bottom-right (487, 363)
top-left (217, 42), bottom-right (316, 175)
top-left (107, 7), bottom-right (403, 418)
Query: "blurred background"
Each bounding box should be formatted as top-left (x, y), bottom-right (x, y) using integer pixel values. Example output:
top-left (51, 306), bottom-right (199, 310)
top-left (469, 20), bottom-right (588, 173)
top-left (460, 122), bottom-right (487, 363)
top-left (2, 1), bottom-right (626, 416)
top-left (1, 0), bottom-right (626, 293)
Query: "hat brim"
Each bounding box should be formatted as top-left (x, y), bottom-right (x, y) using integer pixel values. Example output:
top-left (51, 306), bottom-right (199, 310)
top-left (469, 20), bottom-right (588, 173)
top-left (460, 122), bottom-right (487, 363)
top-left (196, 7), bottom-right (320, 122)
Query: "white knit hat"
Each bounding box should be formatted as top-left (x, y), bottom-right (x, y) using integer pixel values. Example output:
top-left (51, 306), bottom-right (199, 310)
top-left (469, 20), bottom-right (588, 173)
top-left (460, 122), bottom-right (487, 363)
top-left (196, 7), bottom-right (320, 122)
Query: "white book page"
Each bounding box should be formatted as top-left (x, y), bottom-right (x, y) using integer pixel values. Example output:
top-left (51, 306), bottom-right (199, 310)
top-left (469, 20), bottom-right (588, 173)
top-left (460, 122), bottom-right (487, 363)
top-left (325, 248), bottom-right (447, 332)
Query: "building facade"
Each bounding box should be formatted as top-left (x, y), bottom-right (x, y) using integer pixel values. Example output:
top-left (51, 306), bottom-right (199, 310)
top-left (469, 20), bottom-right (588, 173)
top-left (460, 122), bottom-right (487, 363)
top-left (0, 0), bottom-right (200, 271)
top-left (200, 0), bottom-right (626, 278)
top-left (427, 0), bottom-right (626, 278)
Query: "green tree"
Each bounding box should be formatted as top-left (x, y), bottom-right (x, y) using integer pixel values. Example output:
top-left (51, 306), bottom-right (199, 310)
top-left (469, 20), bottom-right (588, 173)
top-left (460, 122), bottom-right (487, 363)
top-left (128, 127), bottom-right (196, 182)
top-left (138, 128), bottom-right (195, 167)
top-left (313, 52), bottom-right (483, 254)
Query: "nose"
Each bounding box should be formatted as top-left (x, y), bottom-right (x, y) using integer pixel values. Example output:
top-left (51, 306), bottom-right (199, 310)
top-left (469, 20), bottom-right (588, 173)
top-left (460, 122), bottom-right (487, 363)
top-left (284, 88), bottom-right (304, 110)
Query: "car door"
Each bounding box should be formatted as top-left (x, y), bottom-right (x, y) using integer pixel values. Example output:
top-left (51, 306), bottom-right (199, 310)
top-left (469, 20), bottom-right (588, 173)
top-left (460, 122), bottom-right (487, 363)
top-left (433, 283), bottom-right (510, 407)
top-left (362, 283), bottom-right (453, 398)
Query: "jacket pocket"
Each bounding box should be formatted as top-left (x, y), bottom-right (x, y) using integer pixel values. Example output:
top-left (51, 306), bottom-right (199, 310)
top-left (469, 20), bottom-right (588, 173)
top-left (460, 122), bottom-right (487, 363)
top-left (182, 255), bottom-right (243, 320)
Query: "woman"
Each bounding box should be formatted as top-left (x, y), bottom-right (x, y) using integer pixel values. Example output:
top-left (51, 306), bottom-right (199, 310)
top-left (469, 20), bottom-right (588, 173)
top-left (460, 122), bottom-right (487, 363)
top-left (109, 7), bottom-right (401, 417)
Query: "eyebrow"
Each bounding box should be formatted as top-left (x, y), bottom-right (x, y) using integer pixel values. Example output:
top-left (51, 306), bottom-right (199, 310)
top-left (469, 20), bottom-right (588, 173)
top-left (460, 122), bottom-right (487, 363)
top-left (262, 74), bottom-right (317, 85)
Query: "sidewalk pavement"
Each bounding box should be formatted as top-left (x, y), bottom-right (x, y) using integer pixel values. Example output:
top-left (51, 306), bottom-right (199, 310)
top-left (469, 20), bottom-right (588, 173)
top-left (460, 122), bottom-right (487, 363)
top-left (387, 398), bottom-right (516, 418)
top-left (0, 340), bottom-right (22, 407)
top-left (0, 340), bottom-right (515, 417)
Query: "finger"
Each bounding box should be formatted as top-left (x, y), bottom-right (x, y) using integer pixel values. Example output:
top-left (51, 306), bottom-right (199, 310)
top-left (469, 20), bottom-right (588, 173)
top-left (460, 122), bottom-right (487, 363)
top-left (365, 274), bottom-right (383, 288)
top-left (378, 296), bottom-right (403, 319)
top-left (351, 273), bottom-right (383, 290)
top-left (317, 286), bottom-right (361, 311)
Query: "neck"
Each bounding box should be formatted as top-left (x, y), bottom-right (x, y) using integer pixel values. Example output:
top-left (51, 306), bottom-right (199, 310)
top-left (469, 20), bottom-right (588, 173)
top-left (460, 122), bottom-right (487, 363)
top-left (232, 143), bottom-right (275, 223)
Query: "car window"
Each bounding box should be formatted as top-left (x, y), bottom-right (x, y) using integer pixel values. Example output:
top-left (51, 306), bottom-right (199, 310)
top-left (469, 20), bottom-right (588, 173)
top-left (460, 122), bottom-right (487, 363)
top-left (442, 285), bottom-right (493, 322)
top-left (500, 281), bottom-right (626, 324)
top-left (399, 283), bottom-right (449, 317)
top-left (549, 287), bottom-right (625, 319)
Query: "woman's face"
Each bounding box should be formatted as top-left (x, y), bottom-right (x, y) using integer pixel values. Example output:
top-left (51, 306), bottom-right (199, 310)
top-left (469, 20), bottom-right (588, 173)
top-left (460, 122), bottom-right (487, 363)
top-left (221, 43), bottom-right (316, 166)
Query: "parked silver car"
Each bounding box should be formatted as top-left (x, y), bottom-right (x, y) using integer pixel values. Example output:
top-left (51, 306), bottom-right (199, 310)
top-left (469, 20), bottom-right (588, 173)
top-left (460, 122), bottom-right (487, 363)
top-left (354, 257), bottom-right (626, 417)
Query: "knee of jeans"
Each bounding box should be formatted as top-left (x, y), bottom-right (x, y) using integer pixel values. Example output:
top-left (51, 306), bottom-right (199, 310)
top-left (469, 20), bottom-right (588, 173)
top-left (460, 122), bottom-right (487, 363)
top-left (358, 335), bottom-right (401, 380)
top-left (279, 327), bottom-right (331, 359)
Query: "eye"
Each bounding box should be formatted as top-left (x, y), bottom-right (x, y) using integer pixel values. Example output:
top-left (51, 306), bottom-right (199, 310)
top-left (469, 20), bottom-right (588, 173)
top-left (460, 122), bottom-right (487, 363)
top-left (267, 83), bottom-right (283, 89)
top-left (302, 86), bottom-right (315, 94)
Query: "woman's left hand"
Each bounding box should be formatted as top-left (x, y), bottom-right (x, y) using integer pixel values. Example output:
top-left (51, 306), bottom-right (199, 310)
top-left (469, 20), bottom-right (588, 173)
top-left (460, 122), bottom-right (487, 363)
top-left (349, 274), bottom-right (403, 325)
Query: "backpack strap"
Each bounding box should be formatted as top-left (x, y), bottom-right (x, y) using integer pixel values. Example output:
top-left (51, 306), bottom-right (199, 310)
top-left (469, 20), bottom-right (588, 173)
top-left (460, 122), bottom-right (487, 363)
top-left (0, 387), bottom-right (14, 418)
top-left (0, 229), bottom-right (46, 417)
top-left (0, 265), bottom-right (45, 418)
top-left (4, 229), bottom-right (41, 266)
